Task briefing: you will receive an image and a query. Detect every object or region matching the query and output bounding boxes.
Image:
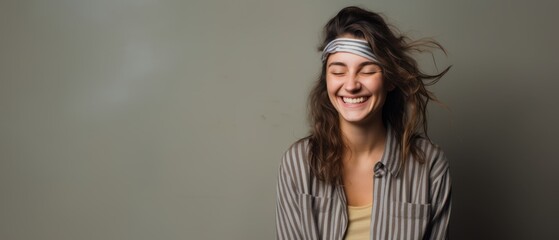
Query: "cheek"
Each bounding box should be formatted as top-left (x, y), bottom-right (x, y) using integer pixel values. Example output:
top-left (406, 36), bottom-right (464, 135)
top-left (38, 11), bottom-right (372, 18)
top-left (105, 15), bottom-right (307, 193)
top-left (369, 77), bottom-right (385, 90)
top-left (325, 79), bottom-right (337, 97)
top-left (325, 81), bottom-right (340, 107)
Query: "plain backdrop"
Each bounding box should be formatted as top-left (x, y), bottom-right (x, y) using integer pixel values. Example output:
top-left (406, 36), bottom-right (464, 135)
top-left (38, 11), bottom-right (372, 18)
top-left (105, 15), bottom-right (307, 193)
top-left (1, 0), bottom-right (558, 239)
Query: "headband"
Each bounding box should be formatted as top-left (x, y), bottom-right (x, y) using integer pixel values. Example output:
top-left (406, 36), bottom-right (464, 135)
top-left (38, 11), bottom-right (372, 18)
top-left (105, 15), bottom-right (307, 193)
top-left (321, 38), bottom-right (378, 63)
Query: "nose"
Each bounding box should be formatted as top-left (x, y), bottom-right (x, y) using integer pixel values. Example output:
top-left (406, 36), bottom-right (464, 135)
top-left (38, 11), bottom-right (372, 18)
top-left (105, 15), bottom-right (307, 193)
top-left (344, 74), bottom-right (361, 92)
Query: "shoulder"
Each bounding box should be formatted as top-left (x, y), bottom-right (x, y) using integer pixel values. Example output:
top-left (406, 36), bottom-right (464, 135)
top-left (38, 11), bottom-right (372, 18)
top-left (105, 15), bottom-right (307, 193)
top-left (282, 137), bottom-right (310, 161)
top-left (279, 137), bottom-right (310, 173)
top-left (414, 137), bottom-right (450, 180)
top-left (277, 138), bottom-right (312, 192)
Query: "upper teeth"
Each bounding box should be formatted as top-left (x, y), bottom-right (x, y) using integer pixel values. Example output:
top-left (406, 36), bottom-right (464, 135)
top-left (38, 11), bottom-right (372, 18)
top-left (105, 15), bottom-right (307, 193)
top-left (343, 97), bottom-right (366, 103)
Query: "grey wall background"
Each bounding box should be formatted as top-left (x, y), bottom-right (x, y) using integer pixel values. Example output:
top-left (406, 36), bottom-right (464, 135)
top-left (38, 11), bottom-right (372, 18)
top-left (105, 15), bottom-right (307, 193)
top-left (2, 0), bottom-right (558, 239)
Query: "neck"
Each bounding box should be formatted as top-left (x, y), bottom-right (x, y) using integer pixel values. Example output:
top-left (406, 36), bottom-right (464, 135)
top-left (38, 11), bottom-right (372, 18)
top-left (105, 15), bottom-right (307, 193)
top-left (340, 116), bottom-right (387, 163)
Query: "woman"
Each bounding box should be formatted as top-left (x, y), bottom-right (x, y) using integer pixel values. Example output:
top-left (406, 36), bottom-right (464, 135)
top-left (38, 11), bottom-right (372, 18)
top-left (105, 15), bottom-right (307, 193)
top-left (275, 6), bottom-right (451, 240)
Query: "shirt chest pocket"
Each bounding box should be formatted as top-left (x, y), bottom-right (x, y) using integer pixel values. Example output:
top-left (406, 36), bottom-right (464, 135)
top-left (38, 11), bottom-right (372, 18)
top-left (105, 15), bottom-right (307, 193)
top-left (388, 201), bottom-right (431, 240)
top-left (392, 201), bottom-right (431, 219)
top-left (298, 193), bottom-right (334, 239)
top-left (299, 193), bottom-right (331, 213)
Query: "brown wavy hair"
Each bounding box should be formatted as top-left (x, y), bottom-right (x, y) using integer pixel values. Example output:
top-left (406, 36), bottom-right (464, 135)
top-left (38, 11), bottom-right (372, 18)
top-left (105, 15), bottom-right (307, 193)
top-left (307, 6), bottom-right (450, 184)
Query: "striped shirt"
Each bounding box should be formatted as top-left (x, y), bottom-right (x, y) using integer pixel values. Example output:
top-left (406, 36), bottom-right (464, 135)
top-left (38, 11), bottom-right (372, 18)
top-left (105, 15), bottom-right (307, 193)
top-left (275, 128), bottom-right (452, 239)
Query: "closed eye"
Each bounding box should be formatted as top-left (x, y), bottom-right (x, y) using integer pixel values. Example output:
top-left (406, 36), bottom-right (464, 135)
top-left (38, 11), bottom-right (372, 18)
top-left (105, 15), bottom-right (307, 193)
top-left (360, 71), bottom-right (377, 75)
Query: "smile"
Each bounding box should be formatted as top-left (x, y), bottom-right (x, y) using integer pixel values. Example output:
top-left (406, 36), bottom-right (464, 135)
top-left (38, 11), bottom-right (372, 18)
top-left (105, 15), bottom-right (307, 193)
top-left (342, 96), bottom-right (369, 104)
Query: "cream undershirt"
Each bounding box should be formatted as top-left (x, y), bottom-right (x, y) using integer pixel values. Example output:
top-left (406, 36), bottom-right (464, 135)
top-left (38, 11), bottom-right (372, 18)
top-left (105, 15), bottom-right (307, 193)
top-left (344, 203), bottom-right (372, 240)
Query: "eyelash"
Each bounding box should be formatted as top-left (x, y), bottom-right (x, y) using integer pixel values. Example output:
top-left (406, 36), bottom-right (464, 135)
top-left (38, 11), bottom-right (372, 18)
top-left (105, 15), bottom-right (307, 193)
top-left (331, 71), bottom-right (376, 76)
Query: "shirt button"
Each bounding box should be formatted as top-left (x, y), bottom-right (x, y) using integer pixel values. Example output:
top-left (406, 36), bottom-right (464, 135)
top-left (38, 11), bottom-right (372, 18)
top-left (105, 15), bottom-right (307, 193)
top-left (374, 162), bottom-right (386, 178)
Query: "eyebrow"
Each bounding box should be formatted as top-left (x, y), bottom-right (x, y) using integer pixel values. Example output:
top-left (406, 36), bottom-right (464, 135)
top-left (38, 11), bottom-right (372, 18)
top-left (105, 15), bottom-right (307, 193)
top-left (327, 61), bottom-right (378, 68)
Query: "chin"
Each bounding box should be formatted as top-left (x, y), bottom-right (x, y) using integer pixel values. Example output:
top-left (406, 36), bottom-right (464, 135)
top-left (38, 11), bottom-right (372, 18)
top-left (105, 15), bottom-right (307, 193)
top-left (339, 115), bottom-right (369, 124)
top-left (339, 111), bottom-right (380, 125)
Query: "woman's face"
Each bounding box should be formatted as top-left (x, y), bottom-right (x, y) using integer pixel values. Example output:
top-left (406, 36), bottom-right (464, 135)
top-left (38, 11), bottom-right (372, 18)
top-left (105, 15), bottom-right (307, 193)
top-left (326, 51), bottom-right (388, 125)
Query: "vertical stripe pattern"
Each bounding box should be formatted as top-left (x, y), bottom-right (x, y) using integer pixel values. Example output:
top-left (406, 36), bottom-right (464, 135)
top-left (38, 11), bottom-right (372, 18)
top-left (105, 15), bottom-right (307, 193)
top-left (275, 128), bottom-right (452, 239)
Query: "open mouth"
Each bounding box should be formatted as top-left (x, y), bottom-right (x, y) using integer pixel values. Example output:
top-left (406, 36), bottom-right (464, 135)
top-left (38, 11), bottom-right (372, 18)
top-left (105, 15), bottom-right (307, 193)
top-left (342, 96), bottom-right (369, 104)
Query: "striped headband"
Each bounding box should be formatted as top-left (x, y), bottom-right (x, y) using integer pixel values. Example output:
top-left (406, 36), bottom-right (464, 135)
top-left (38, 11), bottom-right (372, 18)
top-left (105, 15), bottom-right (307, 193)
top-left (321, 38), bottom-right (378, 63)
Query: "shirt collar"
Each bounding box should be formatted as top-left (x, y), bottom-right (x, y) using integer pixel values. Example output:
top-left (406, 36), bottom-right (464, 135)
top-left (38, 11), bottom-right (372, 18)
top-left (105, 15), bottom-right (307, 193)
top-left (380, 125), bottom-right (403, 177)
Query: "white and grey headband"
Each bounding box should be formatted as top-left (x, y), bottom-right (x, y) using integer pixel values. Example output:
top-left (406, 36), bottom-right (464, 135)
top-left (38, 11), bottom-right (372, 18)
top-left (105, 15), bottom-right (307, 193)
top-left (321, 38), bottom-right (378, 63)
